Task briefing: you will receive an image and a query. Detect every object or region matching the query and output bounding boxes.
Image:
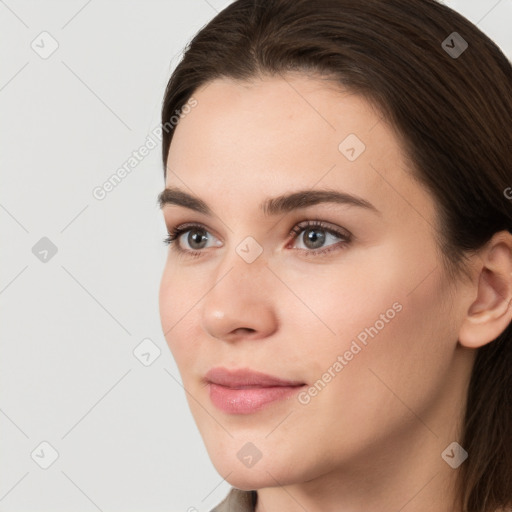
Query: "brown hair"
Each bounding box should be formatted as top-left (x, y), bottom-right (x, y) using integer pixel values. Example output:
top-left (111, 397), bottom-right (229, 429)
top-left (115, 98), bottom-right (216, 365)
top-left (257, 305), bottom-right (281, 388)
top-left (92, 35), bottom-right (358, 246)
top-left (160, 1), bottom-right (512, 510)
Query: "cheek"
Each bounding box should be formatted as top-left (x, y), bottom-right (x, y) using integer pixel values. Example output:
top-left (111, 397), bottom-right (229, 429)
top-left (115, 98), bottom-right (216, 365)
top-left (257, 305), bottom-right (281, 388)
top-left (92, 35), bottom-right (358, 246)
top-left (275, 245), bottom-right (407, 353)
top-left (312, 235), bottom-right (446, 349)
top-left (158, 263), bottom-right (202, 365)
top-left (316, 268), bottom-right (452, 431)
top-left (288, 239), bottom-right (453, 406)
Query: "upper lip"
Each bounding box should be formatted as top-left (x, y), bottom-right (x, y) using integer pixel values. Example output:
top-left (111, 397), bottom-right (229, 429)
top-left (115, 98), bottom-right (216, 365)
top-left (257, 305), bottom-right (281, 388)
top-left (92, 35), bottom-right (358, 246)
top-left (204, 367), bottom-right (305, 388)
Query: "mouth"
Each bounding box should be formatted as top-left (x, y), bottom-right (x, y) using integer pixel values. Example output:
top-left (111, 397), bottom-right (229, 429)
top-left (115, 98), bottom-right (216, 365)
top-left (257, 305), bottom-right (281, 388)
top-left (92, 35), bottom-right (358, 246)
top-left (204, 367), bottom-right (306, 414)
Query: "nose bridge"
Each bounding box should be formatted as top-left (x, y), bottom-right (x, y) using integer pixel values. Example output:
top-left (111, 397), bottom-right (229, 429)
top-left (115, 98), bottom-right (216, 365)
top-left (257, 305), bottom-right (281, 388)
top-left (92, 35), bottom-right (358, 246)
top-left (200, 236), bottom-right (277, 340)
top-left (212, 229), bottom-right (267, 286)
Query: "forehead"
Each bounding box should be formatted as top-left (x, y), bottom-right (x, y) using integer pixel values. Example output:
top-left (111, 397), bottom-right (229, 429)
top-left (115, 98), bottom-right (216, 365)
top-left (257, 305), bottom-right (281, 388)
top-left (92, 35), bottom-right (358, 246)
top-left (165, 74), bottom-right (436, 227)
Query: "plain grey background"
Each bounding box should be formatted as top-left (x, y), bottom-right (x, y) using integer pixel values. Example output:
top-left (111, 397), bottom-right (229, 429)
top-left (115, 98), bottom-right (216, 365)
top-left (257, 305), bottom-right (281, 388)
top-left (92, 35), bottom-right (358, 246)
top-left (1, 1), bottom-right (511, 511)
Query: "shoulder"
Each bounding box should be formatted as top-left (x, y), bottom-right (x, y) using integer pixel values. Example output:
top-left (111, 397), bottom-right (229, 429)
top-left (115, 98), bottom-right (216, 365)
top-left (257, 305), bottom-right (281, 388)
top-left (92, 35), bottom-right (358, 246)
top-left (209, 488), bottom-right (257, 512)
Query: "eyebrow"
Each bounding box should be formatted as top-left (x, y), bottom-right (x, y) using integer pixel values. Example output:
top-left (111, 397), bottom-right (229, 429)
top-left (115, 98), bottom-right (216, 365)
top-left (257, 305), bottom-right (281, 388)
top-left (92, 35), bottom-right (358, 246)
top-left (157, 187), bottom-right (380, 216)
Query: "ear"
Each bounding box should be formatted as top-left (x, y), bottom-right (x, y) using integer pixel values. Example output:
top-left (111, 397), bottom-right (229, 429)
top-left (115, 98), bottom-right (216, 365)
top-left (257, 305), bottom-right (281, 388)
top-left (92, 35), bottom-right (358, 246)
top-left (458, 231), bottom-right (512, 349)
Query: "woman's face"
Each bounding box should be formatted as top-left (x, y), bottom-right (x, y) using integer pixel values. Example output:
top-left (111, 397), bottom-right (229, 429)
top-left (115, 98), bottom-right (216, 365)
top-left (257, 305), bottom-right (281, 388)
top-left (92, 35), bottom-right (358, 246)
top-left (159, 74), bottom-right (471, 489)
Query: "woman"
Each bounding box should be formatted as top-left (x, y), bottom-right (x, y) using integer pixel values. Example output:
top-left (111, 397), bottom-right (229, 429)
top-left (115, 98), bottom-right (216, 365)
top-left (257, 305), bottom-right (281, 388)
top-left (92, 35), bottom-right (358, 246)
top-left (157, 1), bottom-right (512, 511)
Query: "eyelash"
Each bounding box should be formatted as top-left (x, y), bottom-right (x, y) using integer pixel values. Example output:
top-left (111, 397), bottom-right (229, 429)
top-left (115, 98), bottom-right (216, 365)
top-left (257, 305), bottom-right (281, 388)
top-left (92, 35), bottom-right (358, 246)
top-left (163, 220), bottom-right (351, 259)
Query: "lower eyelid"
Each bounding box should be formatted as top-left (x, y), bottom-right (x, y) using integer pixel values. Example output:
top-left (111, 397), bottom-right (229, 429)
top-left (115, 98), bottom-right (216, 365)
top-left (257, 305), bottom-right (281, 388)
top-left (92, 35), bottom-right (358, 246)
top-left (288, 237), bottom-right (350, 258)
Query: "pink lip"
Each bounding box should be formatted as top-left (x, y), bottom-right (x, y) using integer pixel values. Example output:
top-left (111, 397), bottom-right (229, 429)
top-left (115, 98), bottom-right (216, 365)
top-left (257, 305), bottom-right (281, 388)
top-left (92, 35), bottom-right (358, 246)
top-left (204, 367), bottom-right (306, 414)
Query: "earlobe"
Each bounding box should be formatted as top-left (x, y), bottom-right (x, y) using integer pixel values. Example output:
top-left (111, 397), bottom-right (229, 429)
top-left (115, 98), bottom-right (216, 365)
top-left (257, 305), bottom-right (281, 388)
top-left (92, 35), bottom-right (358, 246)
top-left (458, 232), bottom-right (512, 349)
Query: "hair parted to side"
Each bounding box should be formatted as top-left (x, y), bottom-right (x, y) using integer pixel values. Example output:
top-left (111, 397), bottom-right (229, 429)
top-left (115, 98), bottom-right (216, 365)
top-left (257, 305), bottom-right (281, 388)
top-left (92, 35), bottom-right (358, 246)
top-left (160, 1), bottom-right (512, 510)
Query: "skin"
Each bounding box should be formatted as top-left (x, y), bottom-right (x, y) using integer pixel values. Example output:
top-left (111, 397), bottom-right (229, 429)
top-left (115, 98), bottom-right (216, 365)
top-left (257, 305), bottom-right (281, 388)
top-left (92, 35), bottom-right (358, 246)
top-left (158, 74), bottom-right (512, 512)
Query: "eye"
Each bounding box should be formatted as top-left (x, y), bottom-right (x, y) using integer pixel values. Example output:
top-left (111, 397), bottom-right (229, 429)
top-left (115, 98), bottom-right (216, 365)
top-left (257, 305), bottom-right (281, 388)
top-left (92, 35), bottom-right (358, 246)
top-left (163, 220), bottom-right (352, 258)
top-left (163, 222), bottom-right (221, 256)
top-left (287, 220), bottom-right (351, 256)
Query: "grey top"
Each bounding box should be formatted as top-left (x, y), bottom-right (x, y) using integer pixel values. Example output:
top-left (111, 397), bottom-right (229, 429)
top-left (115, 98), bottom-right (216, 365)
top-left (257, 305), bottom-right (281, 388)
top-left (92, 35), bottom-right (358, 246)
top-left (210, 488), bottom-right (257, 512)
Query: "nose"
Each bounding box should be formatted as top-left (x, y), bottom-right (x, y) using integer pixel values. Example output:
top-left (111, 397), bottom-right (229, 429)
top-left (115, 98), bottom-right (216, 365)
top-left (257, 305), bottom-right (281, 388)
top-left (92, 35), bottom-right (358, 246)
top-left (201, 247), bottom-right (278, 343)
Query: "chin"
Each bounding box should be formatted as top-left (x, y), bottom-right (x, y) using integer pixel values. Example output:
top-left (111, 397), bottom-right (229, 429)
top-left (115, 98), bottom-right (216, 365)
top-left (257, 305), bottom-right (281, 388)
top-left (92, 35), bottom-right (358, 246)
top-left (224, 473), bottom-right (268, 491)
top-left (222, 466), bottom-right (290, 491)
top-left (207, 447), bottom-right (310, 491)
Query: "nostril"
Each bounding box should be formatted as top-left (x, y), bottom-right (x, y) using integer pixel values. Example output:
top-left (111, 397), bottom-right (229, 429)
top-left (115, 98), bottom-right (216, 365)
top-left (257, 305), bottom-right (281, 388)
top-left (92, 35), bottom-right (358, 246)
top-left (236, 327), bottom-right (256, 335)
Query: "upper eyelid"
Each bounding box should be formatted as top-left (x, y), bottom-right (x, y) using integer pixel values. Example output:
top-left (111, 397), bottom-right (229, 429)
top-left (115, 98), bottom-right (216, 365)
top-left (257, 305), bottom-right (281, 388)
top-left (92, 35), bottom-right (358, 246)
top-left (290, 220), bottom-right (350, 236)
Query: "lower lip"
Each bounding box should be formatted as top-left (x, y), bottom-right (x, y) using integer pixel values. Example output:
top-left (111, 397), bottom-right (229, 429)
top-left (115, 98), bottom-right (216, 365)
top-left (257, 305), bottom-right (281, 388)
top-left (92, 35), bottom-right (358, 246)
top-left (208, 383), bottom-right (305, 414)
